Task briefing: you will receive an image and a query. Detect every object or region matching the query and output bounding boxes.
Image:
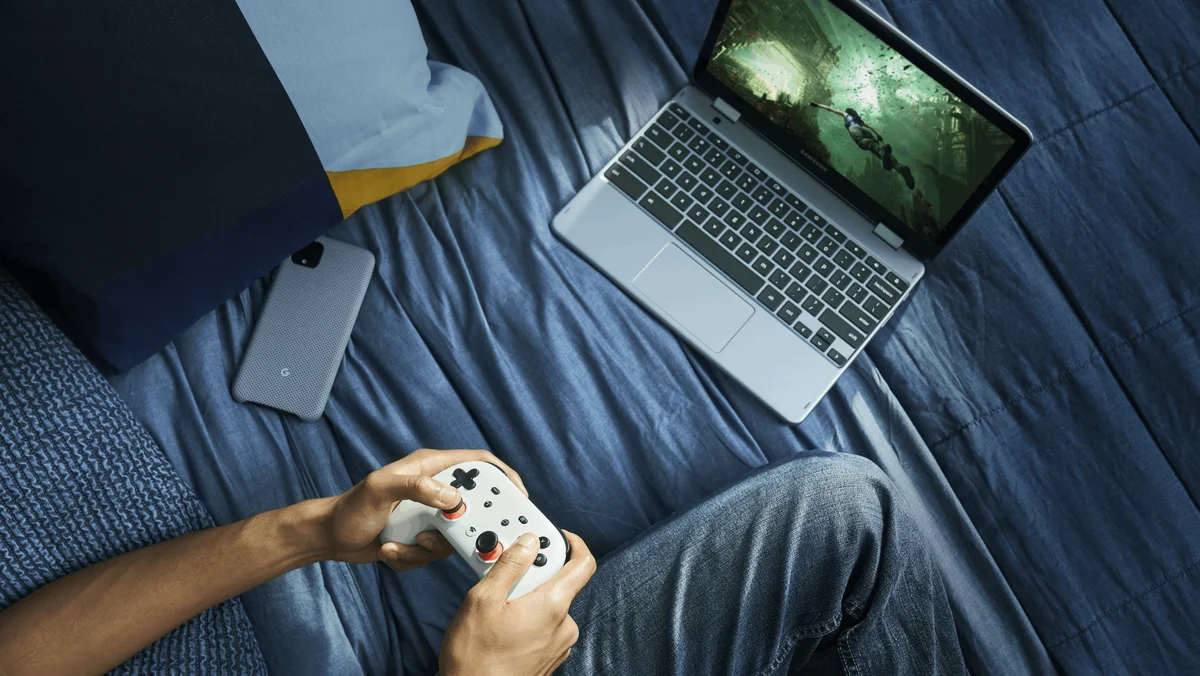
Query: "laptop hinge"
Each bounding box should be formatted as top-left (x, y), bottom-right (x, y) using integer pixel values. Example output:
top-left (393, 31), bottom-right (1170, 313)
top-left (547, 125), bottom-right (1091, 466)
top-left (712, 97), bottom-right (742, 124)
top-left (873, 223), bottom-right (904, 250)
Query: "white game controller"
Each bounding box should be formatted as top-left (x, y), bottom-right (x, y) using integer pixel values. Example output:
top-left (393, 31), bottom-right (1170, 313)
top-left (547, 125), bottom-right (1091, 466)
top-left (379, 460), bottom-right (569, 599)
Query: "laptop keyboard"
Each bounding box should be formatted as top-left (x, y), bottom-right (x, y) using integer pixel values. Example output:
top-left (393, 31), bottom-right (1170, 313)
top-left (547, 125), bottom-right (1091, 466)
top-left (603, 102), bottom-right (911, 368)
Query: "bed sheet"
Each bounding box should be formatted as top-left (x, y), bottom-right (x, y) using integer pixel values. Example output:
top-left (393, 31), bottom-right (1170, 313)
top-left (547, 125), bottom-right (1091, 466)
top-left (110, 0), bottom-right (1200, 673)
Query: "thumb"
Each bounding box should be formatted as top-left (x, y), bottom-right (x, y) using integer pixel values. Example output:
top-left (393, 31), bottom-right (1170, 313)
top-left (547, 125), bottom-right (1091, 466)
top-left (477, 533), bottom-right (539, 600)
top-left (363, 471), bottom-right (460, 511)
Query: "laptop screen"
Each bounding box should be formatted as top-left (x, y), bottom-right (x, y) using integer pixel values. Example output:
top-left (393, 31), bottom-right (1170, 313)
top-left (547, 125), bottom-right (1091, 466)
top-left (705, 0), bottom-right (1020, 242)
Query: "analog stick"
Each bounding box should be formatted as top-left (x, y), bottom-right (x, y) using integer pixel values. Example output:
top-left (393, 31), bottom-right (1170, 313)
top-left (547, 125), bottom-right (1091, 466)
top-left (441, 498), bottom-right (467, 520)
top-left (476, 530), bottom-right (503, 562)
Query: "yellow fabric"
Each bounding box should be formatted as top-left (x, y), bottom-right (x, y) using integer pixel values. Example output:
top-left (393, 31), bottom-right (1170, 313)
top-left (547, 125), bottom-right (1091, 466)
top-left (326, 135), bottom-right (502, 218)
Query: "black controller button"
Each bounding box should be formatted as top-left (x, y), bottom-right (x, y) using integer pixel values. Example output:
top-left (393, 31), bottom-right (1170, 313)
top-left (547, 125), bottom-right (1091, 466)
top-left (539, 536), bottom-right (550, 549)
top-left (475, 531), bottom-right (499, 553)
top-left (501, 519), bottom-right (509, 526)
top-left (450, 468), bottom-right (480, 490)
top-left (491, 487), bottom-right (500, 495)
top-left (533, 554), bottom-right (547, 567)
top-left (484, 501), bottom-right (492, 508)
top-left (518, 516), bottom-right (528, 524)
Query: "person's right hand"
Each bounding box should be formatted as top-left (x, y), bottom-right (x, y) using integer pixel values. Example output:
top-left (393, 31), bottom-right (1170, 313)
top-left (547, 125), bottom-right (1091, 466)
top-left (440, 531), bottom-right (596, 676)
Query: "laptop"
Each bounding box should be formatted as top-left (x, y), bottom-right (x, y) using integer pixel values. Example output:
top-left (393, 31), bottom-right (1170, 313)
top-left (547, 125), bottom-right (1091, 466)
top-left (552, 0), bottom-right (1031, 423)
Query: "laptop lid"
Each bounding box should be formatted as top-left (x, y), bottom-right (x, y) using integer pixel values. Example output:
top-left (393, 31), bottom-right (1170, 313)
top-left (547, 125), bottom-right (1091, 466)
top-left (692, 0), bottom-right (1031, 259)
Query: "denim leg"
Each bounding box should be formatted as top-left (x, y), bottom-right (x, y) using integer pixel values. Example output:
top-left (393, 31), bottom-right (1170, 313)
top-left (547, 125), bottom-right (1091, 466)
top-left (559, 452), bottom-right (965, 676)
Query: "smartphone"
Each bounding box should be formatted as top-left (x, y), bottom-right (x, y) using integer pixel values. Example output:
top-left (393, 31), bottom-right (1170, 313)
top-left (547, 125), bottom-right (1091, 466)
top-left (232, 236), bottom-right (375, 421)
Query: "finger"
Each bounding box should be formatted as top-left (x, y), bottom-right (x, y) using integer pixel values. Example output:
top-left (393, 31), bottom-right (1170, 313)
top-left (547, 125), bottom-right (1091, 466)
top-left (416, 531), bottom-right (455, 558)
top-left (476, 532), bottom-right (539, 601)
top-left (364, 471), bottom-right (460, 511)
top-left (541, 531), bottom-right (597, 609)
top-left (414, 449), bottom-right (529, 498)
top-left (379, 542), bottom-right (443, 571)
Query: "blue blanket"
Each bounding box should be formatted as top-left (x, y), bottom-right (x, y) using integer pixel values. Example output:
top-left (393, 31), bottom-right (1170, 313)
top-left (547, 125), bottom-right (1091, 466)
top-left (109, 0), bottom-right (1200, 674)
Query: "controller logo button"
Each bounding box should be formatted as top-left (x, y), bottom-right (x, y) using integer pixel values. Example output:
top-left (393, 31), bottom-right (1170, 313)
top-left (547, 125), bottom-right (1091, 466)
top-left (450, 468), bottom-right (480, 490)
top-left (533, 553), bottom-right (547, 567)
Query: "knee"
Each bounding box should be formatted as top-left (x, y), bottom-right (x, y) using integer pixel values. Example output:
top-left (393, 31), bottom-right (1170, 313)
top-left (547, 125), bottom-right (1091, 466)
top-left (747, 453), bottom-right (898, 533)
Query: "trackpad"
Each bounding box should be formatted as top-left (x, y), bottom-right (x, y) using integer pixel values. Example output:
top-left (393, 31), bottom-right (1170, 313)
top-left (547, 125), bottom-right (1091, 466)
top-left (633, 244), bottom-right (754, 352)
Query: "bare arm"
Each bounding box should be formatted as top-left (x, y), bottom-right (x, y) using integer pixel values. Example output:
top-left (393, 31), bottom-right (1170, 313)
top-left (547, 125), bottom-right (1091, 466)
top-left (0, 449), bottom-right (527, 676)
top-left (809, 102), bottom-right (845, 116)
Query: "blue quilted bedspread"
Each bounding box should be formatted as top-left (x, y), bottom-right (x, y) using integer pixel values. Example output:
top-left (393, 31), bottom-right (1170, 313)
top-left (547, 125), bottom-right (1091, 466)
top-left (109, 0), bottom-right (1200, 674)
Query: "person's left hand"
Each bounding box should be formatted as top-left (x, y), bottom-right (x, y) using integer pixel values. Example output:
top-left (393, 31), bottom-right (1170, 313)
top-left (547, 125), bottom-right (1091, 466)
top-left (312, 449), bottom-right (528, 571)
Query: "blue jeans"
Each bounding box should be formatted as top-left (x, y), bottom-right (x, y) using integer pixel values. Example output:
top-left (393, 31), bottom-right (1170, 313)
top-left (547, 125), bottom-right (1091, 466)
top-left (560, 453), bottom-right (966, 676)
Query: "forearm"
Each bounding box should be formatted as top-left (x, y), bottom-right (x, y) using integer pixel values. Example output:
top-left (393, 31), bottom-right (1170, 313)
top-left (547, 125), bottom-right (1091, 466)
top-left (0, 499), bottom-right (332, 676)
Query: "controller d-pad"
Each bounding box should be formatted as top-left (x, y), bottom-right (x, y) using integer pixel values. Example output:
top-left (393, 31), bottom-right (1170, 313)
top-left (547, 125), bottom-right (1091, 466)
top-left (450, 468), bottom-right (480, 490)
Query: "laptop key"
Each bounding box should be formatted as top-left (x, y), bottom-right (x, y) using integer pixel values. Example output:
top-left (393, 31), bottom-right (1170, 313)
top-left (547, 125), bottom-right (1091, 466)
top-left (849, 262), bottom-right (872, 284)
top-left (655, 179), bottom-right (678, 199)
top-left (817, 327), bottom-right (837, 346)
top-left (752, 185), bottom-right (774, 205)
top-left (736, 242), bottom-right (757, 263)
top-left (795, 323), bottom-right (813, 339)
top-left (719, 230), bottom-right (742, 251)
top-left (839, 302), bottom-right (880, 334)
top-left (732, 194), bottom-right (753, 212)
top-left (747, 206), bottom-right (770, 226)
top-left (813, 257), bottom-right (834, 278)
top-left (710, 135), bottom-right (729, 151)
top-left (716, 180), bottom-right (738, 199)
top-left (645, 125), bottom-right (674, 150)
top-left (692, 186), bottom-right (714, 205)
top-left (807, 211), bottom-right (828, 228)
top-left (777, 302), bottom-right (801, 324)
top-left (772, 249), bottom-right (795, 268)
top-left (781, 232), bottom-right (803, 252)
top-left (769, 199), bottom-right (789, 217)
top-left (604, 165), bottom-right (648, 200)
top-left (757, 287), bottom-right (784, 311)
top-left (684, 156), bottom-right (705, 174)
top-left (658, 110), bottom-right (681, 130)
top-left (751, 256), bottom-right (774, 277)
top-left (702, 218), bottom-right (724, 237)
top-left (725, 211), bottom-right (746, 229)
top-left (700, 168), bottom-right (722, 187)
top-left (811, 333), bottom-right (832, 352)
top-left (847, 283), bottom-right (868, 304)
top-left (818, 309), bottom-right (864, 348)
top-left (687, 204), bottom-right (710, 224)
top-left (670, 192), bottom-right (693, 212)
top-left (798, 244), bottom-right (819, 264)
top-left (817, 237), bottom-right (838, 256)
top-left (741, 224), bottom-right (763, 242)
top-left (747, 163), bottom-right (766, 181)
top-left (785, 194), bottom-right (808, 212)
top-left (676, 222), bottom-right (763, 295)
top-left (736, 174), bottom-right (757, 192)
top-left (789, 261), bottom-right (812, 282)
top-left (676, 172), bottom-right (698, 191)
top-left (721, 162), bottom-right (742, 180)
top-left (846, 241), bottom-right (866, 258)
top-left (660, 159), bottom-right (682, 179)
top-left (767, 179), bottom-right (786, 195)
top-left (784, 211), bottom-right (804, 230)
top-left (633, 138), bottom-right (666, 165)
top-left (755, 238), bottom-right (779, 256)
top-left (865, 256), bottom-right (888, 275)
top-left (805, 276), bottom-right (829, 296)
top-left (768, 269), bottom-right (790, 289)
top-left (802, 295), bottom-right (825, 316)
top-left (863, 295), bottom-right (889, 320)
top-left (830, 271), bottom-right (852, 291)
top-left (668, 102), bottom-right (689, 119)
top-left (825, 228), bottom-right (847, 245)
top-left (729, 149), bottom-right (749, 166)
top-left (687, 136), bottom-right (712, 155)
top-left (801, 224), bottom-right (822, 243)
top-left (638, 193), bottom-right (683, 229)
top-left (671, 125), bottom-right (695, 144)
top-left (886, 272), bottom-right (910, 292)
top-left (620, 152), bottom-right (661, 185)
top-left (709, 198), bottom-right (731, 218)
top-left (833, 249), bottom-right (855, 269)
top-left (668, 143), bottom-right (690, 161)
top-left (866, 277), bottom-right (900, 306)
top-left (827, 348), bottom-right (847, 367)
top-left (704, 148), bottom-right (725, 166)
top-left (687, 118), bottom-right (709, 136)
top-left (821, 288), bottom-right (845, 309)
top-left (784, 282), bottom-right (807, 303)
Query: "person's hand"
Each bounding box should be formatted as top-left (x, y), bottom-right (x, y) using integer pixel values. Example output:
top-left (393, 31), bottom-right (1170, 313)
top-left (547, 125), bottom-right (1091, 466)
top-left (311, 449), bottom-right (528, 570)
top-left (440, 531), bottom-right (596, 676)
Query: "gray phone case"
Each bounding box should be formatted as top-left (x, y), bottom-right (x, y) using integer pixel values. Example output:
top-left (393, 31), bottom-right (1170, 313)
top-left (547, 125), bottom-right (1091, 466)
top-left (232, 236), bottom-right (375, 421)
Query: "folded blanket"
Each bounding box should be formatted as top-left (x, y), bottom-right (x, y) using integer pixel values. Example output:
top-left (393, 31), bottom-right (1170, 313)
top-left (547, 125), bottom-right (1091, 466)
top-left (0, 267), bottom-right (266, 674)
